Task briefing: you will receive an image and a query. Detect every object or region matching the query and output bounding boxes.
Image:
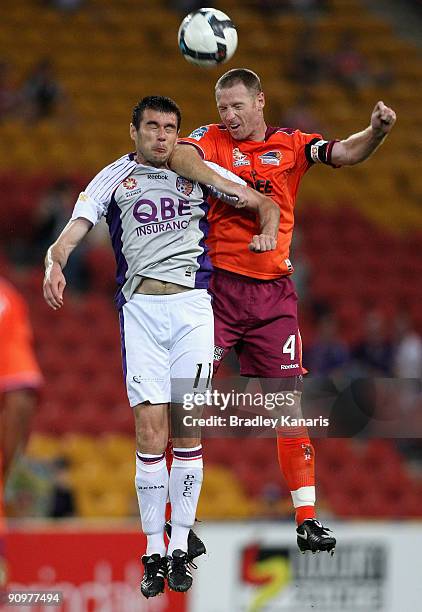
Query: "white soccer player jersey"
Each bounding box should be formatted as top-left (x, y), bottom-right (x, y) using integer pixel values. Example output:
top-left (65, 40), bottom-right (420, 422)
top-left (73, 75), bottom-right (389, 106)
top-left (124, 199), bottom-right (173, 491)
top-left (71, 153), bottom-right (244, 308)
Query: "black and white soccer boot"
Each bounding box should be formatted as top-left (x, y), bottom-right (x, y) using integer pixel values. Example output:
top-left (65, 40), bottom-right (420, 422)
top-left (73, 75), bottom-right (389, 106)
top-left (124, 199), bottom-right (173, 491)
top-left (165, 521), bottom-right (206, 561)
top-left (166, 549), bottom-right (194, 592)
top-left (140, 554), bottom-right (167, 598)
top-left (296, 519), bottom-right (336, 555)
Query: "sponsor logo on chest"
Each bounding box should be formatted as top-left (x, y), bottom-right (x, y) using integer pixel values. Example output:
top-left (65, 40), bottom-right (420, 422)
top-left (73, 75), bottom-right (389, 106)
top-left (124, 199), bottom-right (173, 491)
top-left (132, 197), bottom-right (192, 236)
top-left (258, 150), bottom-right (283, 166)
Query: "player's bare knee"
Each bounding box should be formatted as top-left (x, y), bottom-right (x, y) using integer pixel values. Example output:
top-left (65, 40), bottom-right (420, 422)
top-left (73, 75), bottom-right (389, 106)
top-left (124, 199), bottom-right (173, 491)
top-left (134, 402), bottom-right (168, 453)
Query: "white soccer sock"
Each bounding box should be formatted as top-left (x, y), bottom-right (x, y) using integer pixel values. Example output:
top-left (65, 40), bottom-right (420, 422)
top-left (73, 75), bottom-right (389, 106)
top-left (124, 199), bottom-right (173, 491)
top-left (135, 451), bottom-right (168, 557)
top-left (291, 486), bottom-right (316, 508)
top-left (168, 445), bottom-right (203, 556)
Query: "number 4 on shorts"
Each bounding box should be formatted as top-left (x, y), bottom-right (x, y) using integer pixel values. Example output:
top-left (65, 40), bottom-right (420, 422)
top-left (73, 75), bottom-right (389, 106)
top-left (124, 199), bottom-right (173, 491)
top-left (282, 334), bottom-right (296, 361)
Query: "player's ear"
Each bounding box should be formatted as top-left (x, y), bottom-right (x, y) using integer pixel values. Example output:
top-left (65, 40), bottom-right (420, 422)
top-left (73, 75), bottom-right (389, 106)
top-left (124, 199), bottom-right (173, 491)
top-left (257, 91), bottom-right (265, 110)
top-left (129, 123), bottom-right (137, 142)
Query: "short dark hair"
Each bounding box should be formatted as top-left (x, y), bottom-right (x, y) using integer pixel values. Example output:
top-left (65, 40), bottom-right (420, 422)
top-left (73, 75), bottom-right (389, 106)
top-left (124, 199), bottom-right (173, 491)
top-left (131, 96), bottom-right (182, 130)
top-left (215, 69), bottom-right (262, 95)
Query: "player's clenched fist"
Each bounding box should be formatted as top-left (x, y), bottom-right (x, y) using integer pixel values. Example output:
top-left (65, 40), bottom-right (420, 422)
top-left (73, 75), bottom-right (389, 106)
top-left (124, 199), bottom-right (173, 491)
top-left (248, 234), bottom-right (277, 252)
top-left (371, 101), bottom-right (396, 136)
top-left (43, 262), bottom-right (66, 310)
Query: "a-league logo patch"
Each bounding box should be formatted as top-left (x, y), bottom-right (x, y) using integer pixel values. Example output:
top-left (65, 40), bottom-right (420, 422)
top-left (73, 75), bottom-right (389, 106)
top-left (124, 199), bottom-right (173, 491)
top-left (122, 177), bottom-right (137, 190)
top-left (214, 346), bottom-right (225, 361)
top-left (258, 150), bottom-right (283, 166)
top-left (188, 126), bottom-right (208, 141)
top-left (176, 176), bottom-right (194, 196)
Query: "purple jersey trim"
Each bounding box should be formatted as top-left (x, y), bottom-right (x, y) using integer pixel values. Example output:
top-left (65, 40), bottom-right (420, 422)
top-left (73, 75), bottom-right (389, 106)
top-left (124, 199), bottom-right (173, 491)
top-left (195, 200), bottom-right (213, 289)
top-left (119, 308), bottom-right (127, 382)
top-left (106, 191), bottom-right (128, 308)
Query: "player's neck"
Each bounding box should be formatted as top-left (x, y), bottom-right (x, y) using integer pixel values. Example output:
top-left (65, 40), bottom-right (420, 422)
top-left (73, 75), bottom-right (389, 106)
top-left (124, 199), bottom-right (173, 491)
top-left (135, 153), bottom-right (168, 169)
top-left (246, 121), bottom-right (267, 142)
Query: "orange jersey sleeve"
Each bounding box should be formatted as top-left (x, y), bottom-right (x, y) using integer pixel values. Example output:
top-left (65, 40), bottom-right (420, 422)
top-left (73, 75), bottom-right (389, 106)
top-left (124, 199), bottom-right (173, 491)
top-left (0, 279), bottom-right (43, 393)
top-left (179, 125), bottom-right (336, 279)
top-left (178, 124), bottom-right (222, 162)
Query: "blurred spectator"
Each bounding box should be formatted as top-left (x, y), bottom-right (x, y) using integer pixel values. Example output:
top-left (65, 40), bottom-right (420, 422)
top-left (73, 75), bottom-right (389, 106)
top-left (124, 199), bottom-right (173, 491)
top-left (169, 0), bottom-right (214, 13)
top-left (330, 32), bottom-right (371, 94)
top-left (0, 60), bottom-right (19, 123)
top-left (288, 28), bottom-right (327, 85)
top-left (31, 180), bottom-right (90, 291)
top-left (352, 311), bottom-right (393, 376)
top-left (288, 0), bottom-right (328, 20)
top-left (306, 315), bottom-right (350, 376)
top-left (21, 59), bottom-right (63, 122)
top-left (32, 179), bottom-right (75, 260)
top-left (48, 458), bottom-right (75, 518)
top-left (254, 0), bottom-right (289, 15)
top-left (281, 93), bottom-right (323, 135)
top-left (49, 0), bottom-right (84, 11)
top-left (253, 0), bottom-right (327, 17)
top-left (392, 314), bottom-right (422, 418)
top-left (393, 315), bottom-right (422, 378)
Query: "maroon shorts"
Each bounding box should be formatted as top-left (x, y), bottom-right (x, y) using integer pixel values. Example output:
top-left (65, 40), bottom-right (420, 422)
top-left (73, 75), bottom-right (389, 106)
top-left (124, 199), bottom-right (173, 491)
top-left (209, 269), bottom-right (303, 378)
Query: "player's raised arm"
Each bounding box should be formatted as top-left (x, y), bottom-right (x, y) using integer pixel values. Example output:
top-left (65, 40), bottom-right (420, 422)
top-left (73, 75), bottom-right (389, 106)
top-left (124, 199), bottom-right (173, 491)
top-left (331, 101), bottom-right (396, 166)
top-left (43, 218), bottom-right (92, 310)
top-left (169, 142), bottom-right (251, 206)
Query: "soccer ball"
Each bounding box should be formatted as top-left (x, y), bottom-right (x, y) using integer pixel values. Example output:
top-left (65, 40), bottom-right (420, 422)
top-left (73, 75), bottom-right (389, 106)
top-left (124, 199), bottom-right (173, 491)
top-left (178, 8), bottom-right (238, 67)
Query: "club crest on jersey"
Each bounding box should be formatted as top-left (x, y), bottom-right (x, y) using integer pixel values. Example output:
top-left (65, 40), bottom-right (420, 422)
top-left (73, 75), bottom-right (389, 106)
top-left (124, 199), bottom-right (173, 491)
top-left (176, 176), bottom-right (194, 196)
top-left (122, 177), bottom-right (138, 190)
top-left (232, 148), bottom-right (250, 167)
top-left (258, 150), bottom-right (283, 166)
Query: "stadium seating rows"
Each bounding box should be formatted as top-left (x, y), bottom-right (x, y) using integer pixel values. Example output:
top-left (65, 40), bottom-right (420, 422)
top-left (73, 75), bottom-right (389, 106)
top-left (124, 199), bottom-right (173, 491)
top-left (0, 0), bottom-right (422, 233)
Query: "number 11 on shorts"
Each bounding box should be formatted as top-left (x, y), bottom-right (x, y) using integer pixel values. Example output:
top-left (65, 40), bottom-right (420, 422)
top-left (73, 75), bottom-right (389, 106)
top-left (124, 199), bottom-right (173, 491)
top-left (193, 362), bottom-right (212, 389)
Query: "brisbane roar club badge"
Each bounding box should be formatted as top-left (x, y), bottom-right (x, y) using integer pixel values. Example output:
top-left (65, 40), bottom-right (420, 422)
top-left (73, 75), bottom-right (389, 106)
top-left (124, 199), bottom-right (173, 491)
top-left (232, 147), bottom-right (250, 167)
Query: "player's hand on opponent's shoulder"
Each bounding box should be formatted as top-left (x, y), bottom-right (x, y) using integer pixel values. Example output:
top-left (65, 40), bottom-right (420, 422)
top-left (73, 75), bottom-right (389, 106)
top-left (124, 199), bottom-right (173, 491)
top-left (371, 101), bottom-right (396, 136)
top-left (43, 261), bottom-right (66, 310)
top-left (248, 234), bottom-right (277, 253)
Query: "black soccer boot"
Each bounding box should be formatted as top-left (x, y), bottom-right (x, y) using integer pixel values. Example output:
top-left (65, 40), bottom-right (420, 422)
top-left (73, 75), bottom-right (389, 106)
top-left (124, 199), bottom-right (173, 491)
top-left (166, 549), bottom-right (194, 592)
top-left (296, 519), bottom-right (336, 555)
top-left (165, 521), bottom-right (206, 561)
top-left (140, 554), bottom-right (167, 598)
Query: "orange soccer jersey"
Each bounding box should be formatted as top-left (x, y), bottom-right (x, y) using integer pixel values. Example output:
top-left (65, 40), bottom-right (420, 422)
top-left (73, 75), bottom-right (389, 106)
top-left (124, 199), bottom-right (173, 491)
top-left (0, 278), bottom-right (42, 393)
top-left (180, 124), bottom-right (336, 279)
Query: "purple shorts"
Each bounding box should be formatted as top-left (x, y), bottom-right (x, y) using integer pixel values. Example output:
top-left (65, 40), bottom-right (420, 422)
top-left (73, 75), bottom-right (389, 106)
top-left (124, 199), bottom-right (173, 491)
top-left (209, 269), bottom-right (303, 378)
